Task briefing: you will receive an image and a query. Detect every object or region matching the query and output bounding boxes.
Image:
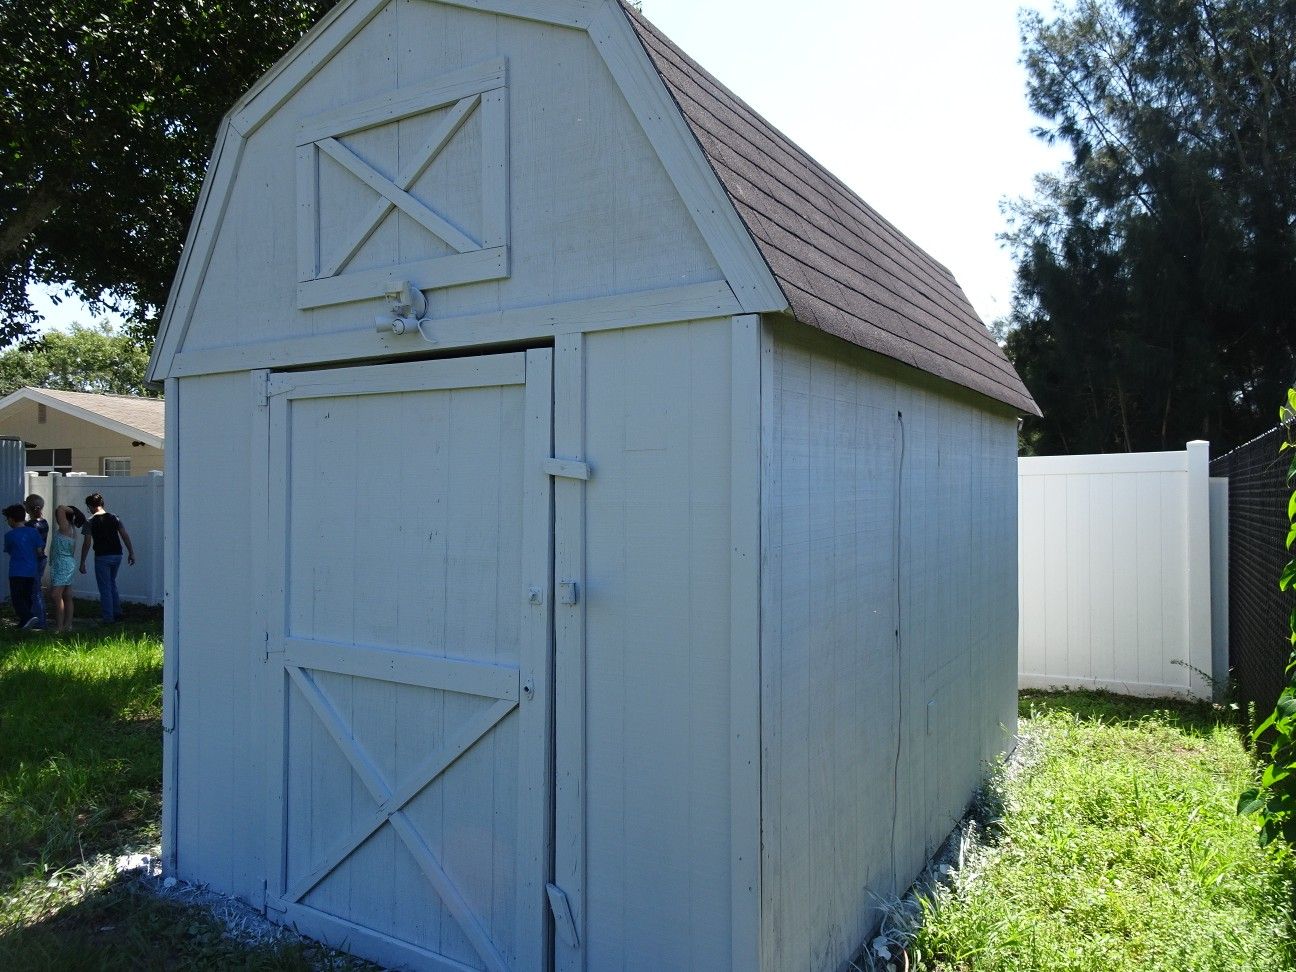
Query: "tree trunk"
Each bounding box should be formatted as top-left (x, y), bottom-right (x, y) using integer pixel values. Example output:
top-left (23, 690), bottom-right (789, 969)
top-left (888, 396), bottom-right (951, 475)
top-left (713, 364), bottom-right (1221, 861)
top-left (0, 180), bottom-right (65, 264)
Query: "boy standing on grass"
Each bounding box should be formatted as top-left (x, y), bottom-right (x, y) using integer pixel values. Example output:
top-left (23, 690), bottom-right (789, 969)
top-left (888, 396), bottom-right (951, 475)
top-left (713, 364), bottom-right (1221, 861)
top-left (78, 492), bottom-right (135, 623)
top-left (24, 494), bottom-right (48, 630)
top-left (4, 503), bottom-right (44, 629)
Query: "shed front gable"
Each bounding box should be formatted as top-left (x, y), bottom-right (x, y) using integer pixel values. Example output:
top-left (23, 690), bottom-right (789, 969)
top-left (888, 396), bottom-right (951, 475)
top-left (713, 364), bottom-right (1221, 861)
top-left (147, 0), bottom-right (786, 382)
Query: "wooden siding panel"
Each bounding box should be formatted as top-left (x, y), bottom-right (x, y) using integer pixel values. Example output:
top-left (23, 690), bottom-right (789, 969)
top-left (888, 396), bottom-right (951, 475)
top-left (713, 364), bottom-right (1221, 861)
top-left (760, 323), bottom-right (1019, 972)
top-left (182, 5), bottom-right (721, 358)
top-left (582, 318), bottom-right (733, 969)
top-left (173, 373), bottom-right (262, 901)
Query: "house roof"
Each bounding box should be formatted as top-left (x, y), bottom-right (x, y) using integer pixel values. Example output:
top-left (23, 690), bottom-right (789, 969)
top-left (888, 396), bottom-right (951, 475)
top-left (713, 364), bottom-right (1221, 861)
top-left (0, 387), bottom-right (165, 448)
top-left (621, 3), bottom-right (1041, 417)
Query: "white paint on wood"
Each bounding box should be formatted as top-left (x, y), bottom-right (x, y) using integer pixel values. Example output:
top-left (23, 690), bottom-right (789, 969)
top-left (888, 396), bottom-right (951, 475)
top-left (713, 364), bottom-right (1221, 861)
top-left (151, 1), bottom-right (742, 380)
top-left (253, 352), bottom-right (550, 969)
top-left (728, 315), bottom-right (762, 972)
top-left (431, 0), bottom-right (598, 28)
top-left (581, 318), bottom-right (735, 969)
top-left (759, 322), bottom-right (1019, 972)
top-left (585, 1), bottom-right (786, 315)
top-left (1018, 443), bottom-right (1216, 700)
top-left (516, 348), bottom-right (555, 972)
top-left (173, 373), bottom-right (265, 902)
top-left (170, 281), bottom-right (740, 378)
top-left (295, 59), bottom-right (505, 145)
top-left (147, 122), bottom-right (246, 382)
top-left (161, 379), bottom-right (180, 873)
top-left (230, 0), bottom-right (394, 137)
top-left (551, 331), bottom-right (587, 972)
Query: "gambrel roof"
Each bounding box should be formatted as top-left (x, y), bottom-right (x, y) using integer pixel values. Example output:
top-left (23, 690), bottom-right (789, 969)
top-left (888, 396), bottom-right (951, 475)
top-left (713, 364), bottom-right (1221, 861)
top-left (622, 4), bottom-right (1039, 416)
top-left (149, 0), bottom-right (1038, 416)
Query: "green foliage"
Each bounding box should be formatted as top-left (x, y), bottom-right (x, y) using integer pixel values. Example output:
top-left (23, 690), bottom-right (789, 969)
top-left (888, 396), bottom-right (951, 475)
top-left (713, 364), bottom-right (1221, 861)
top-left (0, 612), bottom-right (373, 967)
top-left (1238, 388), bottom-right (1296, 846)
top-left (0, 322), bottom-right (157, 398)
top-left (1005, 0), bottom-right (1296, 455)
top-left (912, 692), bottom-right (1296, 971)
top-left (0, 0), bottom-right (338, 346)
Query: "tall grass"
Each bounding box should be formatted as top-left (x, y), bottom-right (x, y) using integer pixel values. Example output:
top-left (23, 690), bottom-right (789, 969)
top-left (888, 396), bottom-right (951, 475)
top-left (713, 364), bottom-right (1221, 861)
top-left (0, 622), bottom-right (162, 904)
top-left (0, 613), bottom-right (370, 968)
top-left (912, 691), bottom-right (1296, 971)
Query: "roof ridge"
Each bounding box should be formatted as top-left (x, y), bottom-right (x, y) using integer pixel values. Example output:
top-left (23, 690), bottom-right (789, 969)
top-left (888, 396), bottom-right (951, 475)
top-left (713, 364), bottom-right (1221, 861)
top-left (31, 386), bottom-right (161, 401)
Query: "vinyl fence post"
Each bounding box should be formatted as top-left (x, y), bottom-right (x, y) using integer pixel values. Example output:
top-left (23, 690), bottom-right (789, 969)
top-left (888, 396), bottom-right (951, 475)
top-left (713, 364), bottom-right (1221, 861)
top-left (1185, 440), bottom-right (1213, 700)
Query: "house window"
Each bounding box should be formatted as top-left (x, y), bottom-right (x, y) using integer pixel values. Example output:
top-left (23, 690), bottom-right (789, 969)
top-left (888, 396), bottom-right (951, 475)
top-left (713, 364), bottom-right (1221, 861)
top-left (102, 457), bottom-right (131, 477)
top-left (27, 448), bottom-right (72, 475)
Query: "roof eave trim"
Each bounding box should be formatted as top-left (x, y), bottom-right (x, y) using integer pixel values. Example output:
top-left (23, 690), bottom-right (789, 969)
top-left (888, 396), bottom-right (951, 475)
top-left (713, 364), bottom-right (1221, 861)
top-left (0, 388), bottom-right (164, 449)
top-left (589, 0), bottom-right (788, 315)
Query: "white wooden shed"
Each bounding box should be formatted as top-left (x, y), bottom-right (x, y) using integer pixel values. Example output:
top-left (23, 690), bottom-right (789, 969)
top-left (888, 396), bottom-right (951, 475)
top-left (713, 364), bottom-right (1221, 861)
top-left (148, 2), bottom-right (1040, 970)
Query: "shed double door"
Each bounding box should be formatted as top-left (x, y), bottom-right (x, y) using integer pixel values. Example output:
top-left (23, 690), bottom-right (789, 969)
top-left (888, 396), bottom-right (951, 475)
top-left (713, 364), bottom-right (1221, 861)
top-left (263, 350), bottom-right (554, 972)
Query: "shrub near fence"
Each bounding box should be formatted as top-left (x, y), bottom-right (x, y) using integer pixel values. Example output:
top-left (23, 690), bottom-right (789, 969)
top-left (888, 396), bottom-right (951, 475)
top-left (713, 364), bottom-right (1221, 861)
top-left (1212, 427), bottom-right (1296, 716)
top-left (22, 472), bottom-right (164, 607)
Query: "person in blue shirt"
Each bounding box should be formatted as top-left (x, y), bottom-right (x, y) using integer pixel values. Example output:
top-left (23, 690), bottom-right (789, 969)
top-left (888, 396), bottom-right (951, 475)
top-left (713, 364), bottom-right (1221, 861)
top-left (4, 503), bottom-right (44, 629)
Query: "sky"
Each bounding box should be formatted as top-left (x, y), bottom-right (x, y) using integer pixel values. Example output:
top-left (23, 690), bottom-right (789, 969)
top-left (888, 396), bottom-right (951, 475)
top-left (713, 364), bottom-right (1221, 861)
top-left (31, 0), bottom-right (1070, 333)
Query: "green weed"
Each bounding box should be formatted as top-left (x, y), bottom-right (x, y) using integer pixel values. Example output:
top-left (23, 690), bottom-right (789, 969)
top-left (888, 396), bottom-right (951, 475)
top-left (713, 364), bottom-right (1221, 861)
top-left (911, 690), bottom-right (1296, 972)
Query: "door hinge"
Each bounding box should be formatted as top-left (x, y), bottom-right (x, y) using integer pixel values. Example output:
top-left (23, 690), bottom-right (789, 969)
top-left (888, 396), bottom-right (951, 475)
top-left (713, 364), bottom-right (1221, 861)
top-left (546, 883), bottom-right (580, 948)
top-left (253, 370), bottom-right (271, 408)
top-left (543, 457), bottom-right (591, 481)
top-left (558, 580), bottom-right (579, 605)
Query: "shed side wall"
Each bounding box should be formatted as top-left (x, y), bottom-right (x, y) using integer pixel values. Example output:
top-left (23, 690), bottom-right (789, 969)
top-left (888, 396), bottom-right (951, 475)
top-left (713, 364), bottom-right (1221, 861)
top-left (759, 322), bottom-right (1019, 972)
top-left (581, 317), bottom-right (735, 968)
top-left (170, 372), bottom-right (265, 900)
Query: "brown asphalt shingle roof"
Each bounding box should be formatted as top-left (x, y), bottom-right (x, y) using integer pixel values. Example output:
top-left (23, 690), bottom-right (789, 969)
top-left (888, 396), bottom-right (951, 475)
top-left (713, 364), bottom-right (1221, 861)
top-left (621, 4), bottom-right (1041, 417)
top-left (27, 388), bottom-right (165, 441)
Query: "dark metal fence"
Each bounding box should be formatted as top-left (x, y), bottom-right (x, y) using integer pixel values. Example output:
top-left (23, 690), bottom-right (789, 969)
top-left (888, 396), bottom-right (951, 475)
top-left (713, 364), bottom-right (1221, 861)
top-left (1211, 426), bottom-right (1294, 716)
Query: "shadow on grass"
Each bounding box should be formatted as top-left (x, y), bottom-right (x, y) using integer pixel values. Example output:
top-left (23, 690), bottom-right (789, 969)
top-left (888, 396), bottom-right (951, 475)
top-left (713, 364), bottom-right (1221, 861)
top-left (1019, 688), bottom-right (1240, 738)
top-left (0, 871), bottom-right (346, 971)
top-left (0, 621), bottom-right (163, 893)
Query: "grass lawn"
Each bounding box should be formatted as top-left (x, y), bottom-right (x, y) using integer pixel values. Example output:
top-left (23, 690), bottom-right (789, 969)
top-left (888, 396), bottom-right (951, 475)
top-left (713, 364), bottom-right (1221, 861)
top-left (4, 614), bottom-right (1295, 971)
top-left (0, 604), bottom-right (359, 969)
top-left (911, 691), bottom-right (1296, 972)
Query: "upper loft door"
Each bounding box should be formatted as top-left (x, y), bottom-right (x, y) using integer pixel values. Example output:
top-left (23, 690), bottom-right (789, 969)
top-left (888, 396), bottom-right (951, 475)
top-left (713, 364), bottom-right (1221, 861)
top-left (263, 350), bottom-right (553, 972)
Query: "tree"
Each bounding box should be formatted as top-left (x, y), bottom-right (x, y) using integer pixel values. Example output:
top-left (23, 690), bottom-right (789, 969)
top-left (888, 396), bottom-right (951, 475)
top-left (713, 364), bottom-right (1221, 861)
top-left (0, 0), bottom-right (337, 348)
top-left (0, 323), bottom-right (156, 397)
top-left (1004, 0), bottom-right (1296, 455)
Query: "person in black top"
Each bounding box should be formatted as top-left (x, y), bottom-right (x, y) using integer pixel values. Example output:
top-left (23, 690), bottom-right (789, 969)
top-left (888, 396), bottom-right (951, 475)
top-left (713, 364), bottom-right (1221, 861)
top-left (78, 492), bottom-right (136, 623)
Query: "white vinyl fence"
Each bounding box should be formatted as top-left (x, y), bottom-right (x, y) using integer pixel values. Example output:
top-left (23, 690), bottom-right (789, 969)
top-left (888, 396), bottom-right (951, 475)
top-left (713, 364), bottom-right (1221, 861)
top-left (23, 471), bottom-right (164, 606)
top-left (1018, 441), bottom-right (1226, 700)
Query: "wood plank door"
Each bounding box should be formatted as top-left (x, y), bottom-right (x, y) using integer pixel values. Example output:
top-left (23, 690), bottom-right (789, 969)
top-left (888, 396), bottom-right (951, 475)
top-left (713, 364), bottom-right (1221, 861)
top-left (263, 350), bottom-right (553, 972)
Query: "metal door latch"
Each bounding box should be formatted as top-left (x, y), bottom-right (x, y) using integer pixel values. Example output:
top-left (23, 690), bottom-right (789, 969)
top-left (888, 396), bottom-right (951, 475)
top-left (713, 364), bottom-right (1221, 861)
top-left (558, 580), bottom-right (579, 605)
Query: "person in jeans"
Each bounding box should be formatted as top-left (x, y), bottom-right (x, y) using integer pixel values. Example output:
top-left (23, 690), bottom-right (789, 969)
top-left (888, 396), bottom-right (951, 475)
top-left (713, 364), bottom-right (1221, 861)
top-left (24, 494), bottom-right (48, 630)
top-left (4, 503), bottom-right (44, 628)
top-left (78, 492), bottom-right (136, 622)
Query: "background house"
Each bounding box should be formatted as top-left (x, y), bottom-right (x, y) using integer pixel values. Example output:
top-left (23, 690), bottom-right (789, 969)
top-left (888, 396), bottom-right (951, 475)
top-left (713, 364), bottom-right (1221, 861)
top-left (0, 387), bottom-right (164, 477)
